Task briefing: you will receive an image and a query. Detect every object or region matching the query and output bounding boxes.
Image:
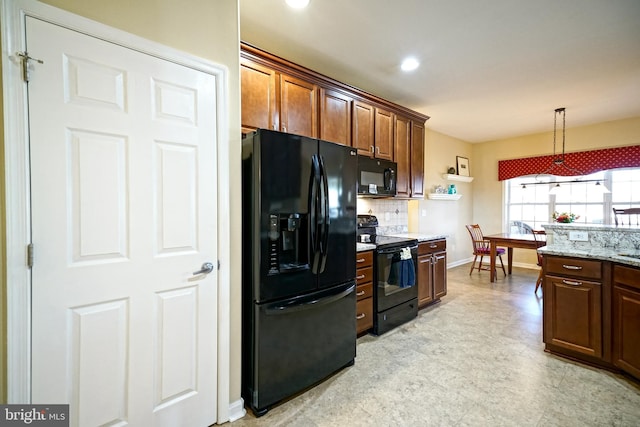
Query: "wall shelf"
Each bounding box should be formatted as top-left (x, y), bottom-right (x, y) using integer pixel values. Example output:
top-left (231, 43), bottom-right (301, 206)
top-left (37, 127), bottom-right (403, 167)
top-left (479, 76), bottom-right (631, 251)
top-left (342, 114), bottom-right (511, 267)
top-left (442, 174), bottom-right (474, 183)
top-left (427, 193), bottom-right (462, 201)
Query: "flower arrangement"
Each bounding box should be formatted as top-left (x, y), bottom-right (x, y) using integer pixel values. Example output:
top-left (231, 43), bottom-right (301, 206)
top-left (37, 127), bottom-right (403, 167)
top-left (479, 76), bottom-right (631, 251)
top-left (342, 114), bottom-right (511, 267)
top-left (553, 211), bottom-right (580, 223)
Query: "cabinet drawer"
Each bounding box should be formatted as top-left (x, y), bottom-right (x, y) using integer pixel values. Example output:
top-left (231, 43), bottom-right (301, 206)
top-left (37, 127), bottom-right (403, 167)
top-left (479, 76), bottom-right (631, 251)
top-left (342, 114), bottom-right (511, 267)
top-left (614, 264), bottom-right (640, 291)
top-left (356, 266), bottom-right (373, 285)
top-left (356, 282), bottom-right (373, 301)
top-left (545, 257), bottom-right (602, 280)
top-left (418, 239), bottom-right (446, 255)
top-left (356, 297), bottom-right (373, 333)
top-left (356, 251), bottom-right (373, 268)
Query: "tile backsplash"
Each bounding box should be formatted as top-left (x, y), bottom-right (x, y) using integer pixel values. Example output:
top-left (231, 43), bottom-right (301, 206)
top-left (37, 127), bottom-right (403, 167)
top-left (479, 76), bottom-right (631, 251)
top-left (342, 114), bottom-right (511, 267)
top-left (357, 198), bottom-right (409, 234)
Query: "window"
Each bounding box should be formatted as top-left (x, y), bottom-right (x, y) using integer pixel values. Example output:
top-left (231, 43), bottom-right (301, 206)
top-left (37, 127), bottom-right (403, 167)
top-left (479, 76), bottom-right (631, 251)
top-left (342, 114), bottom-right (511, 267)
top-left (505, 167), bottom-right (640, 230)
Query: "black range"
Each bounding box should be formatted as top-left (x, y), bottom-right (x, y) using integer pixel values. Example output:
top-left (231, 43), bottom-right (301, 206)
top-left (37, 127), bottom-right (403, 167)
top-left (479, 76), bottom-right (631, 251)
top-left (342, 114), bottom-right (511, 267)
top-left (357, 215), bottom-right (419, 334)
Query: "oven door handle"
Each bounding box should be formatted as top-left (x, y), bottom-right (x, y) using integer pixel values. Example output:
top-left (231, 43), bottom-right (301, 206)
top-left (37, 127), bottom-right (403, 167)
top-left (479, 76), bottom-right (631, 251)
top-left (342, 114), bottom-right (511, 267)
top-left (377, 244), bottom-right (418, 255)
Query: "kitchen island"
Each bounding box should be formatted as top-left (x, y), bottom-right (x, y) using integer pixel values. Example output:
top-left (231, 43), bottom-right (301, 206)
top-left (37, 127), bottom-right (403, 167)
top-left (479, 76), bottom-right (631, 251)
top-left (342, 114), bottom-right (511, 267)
top-left (539, 223), bottom-right (640, 381)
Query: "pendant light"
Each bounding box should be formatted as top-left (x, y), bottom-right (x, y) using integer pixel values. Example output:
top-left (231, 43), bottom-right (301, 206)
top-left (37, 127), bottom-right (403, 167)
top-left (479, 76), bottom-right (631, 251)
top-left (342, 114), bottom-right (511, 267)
top-left (521, 108), bottom-right (610, 193)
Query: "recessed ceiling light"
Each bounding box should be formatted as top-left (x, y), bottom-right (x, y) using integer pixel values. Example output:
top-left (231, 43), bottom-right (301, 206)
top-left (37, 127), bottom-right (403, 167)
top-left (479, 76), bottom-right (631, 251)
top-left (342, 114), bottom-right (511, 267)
top-left (286, 0), bottom-right (310, 9)
top-left (401, 57), bottom-right (419, 72)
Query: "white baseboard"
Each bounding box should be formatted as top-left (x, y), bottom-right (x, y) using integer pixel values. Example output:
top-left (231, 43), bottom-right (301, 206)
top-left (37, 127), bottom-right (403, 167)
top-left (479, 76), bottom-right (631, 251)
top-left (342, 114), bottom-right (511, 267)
top-left (228, 398), bottom-right (247, 423)
top-left (447, 257), bottom-right (474, 268)
top-left (447, 258), bottom-right (539, 271)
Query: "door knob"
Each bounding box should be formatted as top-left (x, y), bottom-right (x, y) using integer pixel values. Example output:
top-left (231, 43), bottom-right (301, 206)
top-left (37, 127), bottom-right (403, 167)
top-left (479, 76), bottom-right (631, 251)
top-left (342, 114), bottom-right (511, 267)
top-left (193, 262), bottom-right (214, 276)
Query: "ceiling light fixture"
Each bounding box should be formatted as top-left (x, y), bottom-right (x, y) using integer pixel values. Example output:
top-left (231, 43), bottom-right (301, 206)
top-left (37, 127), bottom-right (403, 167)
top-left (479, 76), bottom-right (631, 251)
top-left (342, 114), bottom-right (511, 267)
top-left (401, 57), bottom-right (419, 72)
top-left (285, 0), bottom-right (310, 9)
top-left (521, 107), bottom-right (610, 193)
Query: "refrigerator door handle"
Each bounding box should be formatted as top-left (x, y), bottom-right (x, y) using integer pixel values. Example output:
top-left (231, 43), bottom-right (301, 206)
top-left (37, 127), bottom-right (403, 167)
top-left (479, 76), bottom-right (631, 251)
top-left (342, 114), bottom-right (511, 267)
top-left (264, 284), bottom-right (355, 315)
top-left (318, 155), bottom-right (330, 273)
top-left (309, 154), bottom-right (321, 274)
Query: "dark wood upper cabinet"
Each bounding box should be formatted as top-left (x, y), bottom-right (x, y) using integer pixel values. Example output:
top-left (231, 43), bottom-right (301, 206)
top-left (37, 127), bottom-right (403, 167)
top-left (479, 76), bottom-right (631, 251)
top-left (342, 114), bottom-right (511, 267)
top-left (280, 74), bottom-right (318, 138)
top-left (411, 121), bottom-right (425, 198)
top-left (319, 88), bottom-right (352, 146)
top-left (395, 116), bottom-right (424, 198)
top-left (352, 100), bottom-right (375, 156)
top-left (374, 107), bottom-right (394, 161)
top-left (240, 58), bottom-right (278, 134)
top-left (394, 115), bottom-right (411, 197)
top-left (240, 42), bottom-right (430, 186)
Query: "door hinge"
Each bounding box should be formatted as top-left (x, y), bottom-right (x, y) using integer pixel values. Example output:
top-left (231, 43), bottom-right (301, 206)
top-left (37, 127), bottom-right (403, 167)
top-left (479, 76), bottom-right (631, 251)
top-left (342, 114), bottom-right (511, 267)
top-left (16, 51), bottom-right (44, 82)
top-left (27, 243), bottom-right (34, 268)
top-left (217, 260), bottom-right (221, 270)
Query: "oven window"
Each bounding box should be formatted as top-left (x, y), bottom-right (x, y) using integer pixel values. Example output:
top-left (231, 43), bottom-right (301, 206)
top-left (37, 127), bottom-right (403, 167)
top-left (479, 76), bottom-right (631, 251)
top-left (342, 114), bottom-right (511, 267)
top-left (377, 250), bottom-right (416, 297)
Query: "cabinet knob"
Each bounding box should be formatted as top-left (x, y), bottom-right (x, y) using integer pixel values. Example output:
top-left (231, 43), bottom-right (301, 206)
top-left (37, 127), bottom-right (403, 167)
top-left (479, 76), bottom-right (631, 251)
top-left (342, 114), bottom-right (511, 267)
top-left (356, 274), bottom-right (366, 280)
top-left (356, 313), bottom-right (366, 320)
top-left (356, 290), bottom-right (366, 296)
top-left (562, 264), bottom-right (583, 270)
top-left (562, 279), bottom-right (583, 286)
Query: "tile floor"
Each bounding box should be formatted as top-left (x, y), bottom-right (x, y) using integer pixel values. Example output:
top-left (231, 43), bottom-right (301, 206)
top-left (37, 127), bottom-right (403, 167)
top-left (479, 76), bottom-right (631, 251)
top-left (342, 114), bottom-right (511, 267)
top-left (232, 265), bottom-right (640, 426)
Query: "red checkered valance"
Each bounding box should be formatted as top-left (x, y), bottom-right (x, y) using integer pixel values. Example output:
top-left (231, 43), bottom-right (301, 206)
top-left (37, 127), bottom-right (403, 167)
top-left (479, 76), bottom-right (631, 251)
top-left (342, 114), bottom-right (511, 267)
top-left (498, 145), bottom-right (640, 181)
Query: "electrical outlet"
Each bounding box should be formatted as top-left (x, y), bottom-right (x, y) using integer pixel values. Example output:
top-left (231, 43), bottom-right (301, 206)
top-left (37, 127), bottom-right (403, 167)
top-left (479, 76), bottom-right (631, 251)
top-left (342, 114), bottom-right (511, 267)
top-left (569, 231), bottom-right (589, 241)
top-left (421, 209), bottom-right (427, 217)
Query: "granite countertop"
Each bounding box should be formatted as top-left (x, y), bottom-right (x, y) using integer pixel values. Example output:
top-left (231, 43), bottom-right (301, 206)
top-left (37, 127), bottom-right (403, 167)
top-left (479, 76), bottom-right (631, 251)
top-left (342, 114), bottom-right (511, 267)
top-left (356, 242), bottom-right (376, 252)
top-left (539, 223), bottom-right (640, 268)
top-left (538, 246), bottom-right (640, 268)
top-left (387, 233), bottom-right (448, 242)
top-left (356, 233), bottom-right (447, 252)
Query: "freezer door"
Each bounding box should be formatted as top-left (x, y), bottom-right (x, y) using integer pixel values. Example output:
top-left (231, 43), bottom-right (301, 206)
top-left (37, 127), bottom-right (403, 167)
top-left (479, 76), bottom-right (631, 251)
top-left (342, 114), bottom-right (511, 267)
top-left (316, 140), bottom-right (357, 289)
top-left (246, 282), bottom-right (356, 415)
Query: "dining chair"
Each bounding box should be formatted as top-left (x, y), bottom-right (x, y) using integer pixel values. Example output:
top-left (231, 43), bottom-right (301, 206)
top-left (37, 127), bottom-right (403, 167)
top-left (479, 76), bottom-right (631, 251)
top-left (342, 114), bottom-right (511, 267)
top-left (613, 207), bottom-right (640, 226)
top-left (532, 230), bottom-right (546, 294)
top-left (511, 220), bottom-right (533, 234)
top-left (465, 224), bottom-right (506, 277)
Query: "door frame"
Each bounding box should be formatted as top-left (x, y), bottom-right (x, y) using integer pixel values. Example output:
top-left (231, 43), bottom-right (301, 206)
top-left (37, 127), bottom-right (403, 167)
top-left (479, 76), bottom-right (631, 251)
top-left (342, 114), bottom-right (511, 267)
top-left (1, 0), bottom-right (232, 422)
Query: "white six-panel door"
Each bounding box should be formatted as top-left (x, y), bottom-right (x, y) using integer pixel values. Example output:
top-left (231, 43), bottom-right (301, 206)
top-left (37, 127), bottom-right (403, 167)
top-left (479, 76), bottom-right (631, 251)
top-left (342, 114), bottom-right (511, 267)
top-left (26, 16), bottom-right (218, 426)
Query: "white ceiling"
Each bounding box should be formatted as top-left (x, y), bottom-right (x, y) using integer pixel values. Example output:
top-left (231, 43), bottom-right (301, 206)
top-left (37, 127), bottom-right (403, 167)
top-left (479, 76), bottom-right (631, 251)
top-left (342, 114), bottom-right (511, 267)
top-left (239, 0), bottom-right (640, 143)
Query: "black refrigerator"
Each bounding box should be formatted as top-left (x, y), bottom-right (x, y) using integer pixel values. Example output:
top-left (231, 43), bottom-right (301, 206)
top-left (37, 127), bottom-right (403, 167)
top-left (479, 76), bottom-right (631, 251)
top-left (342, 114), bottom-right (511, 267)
top-left (242, 129), bottom-right (358, 416)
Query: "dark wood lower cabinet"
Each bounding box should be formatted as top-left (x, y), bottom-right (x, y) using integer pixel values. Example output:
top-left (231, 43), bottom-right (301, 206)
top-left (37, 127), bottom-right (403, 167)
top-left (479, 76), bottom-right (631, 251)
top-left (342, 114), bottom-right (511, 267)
top-left (417, 240), bottom-right (446, 308)
top-left (356, 251), bottom-right (374, 335)
top-left (613, 265), bottom-right (640, 379)
top-left (544, 274), bottom-right (603, 358)
top-left (541, 255), bottom-right (640, 381)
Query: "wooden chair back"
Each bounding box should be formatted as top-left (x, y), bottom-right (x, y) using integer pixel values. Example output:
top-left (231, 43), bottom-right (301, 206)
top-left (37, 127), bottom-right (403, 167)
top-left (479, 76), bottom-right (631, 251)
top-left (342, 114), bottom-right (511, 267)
top-left (613, 208), bottom-right (640, 226)
top-left (465, 224), bottom-right (489, 255)
top-left (511, 220), bottom-right (533, 234)
top-left (532, 230), bottom-right (546, 266)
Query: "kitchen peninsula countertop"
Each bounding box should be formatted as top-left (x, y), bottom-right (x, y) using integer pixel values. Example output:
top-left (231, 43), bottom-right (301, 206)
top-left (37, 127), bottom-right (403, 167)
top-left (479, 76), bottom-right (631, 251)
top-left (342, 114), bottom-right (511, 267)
top-left (539, 223), bottom-right (640, 268)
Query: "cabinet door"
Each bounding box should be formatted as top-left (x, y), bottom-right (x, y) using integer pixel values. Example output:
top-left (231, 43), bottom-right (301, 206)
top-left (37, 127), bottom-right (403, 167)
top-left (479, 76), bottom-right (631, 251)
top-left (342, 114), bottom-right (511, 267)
top-left (240, 58), bottom-right (278, 133)
top-left (319, 88), bottom-right (351, 146)
top-left (280, 73), bottom-right (318, 138)
top-left (613, 284), bottom-right (640, 379)
top-left (374, 107), bottom-right (394, 161)
top-left (544, 275), bottom-right (602, 358)
top-left (434, 252), bottom-right (447, 299)
top-left (394, 115), bottom-right (411, 197)
top-left (410, 121), bottom-right (425, 198)
top-left (418, 254), bottom-right (434, 306)
top-left (352, 100), bottom-right (375, 156)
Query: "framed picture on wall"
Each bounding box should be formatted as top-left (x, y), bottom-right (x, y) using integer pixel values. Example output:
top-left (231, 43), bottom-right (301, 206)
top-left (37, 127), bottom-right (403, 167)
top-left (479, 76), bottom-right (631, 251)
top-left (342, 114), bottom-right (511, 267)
top-left (456, 156), bottom-right (470, 176)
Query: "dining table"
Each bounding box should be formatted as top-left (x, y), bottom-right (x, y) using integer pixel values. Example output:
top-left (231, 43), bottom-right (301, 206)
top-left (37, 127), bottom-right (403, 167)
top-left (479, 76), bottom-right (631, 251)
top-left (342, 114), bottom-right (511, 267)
top-left (484, 232), bottom-right (547, 282)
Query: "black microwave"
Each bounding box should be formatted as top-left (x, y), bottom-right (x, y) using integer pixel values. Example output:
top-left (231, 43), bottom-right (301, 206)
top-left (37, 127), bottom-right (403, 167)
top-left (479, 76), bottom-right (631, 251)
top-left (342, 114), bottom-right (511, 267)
top-left (357, 156), bottom-right (397, 197)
